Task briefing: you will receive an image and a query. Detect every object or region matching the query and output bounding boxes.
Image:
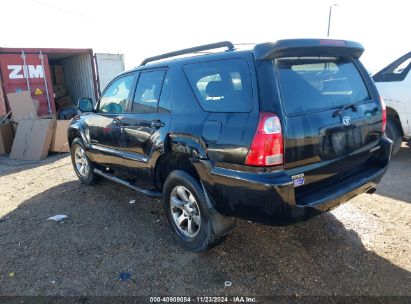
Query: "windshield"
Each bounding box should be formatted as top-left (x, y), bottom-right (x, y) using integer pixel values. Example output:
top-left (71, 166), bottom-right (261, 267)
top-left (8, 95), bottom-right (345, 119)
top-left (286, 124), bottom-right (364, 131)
top-left (373, 52), bottom-right (411, 82)
top-left (275, 57), bottom-right (370, 115)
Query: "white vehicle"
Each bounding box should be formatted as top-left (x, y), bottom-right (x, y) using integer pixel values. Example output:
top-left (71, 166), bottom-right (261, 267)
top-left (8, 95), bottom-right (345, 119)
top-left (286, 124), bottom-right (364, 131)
top-left (373, 52), bottom-right (411, 154)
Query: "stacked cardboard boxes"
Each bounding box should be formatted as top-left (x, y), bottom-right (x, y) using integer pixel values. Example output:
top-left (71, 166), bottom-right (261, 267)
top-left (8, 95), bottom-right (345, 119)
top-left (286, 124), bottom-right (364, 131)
top-left (10, 119), bottom-right (56, 160)
top-left (51, 65), bottom-right (75, 114)
top-left (0, 91), bottom-right (70, 160)
top-left (0, 122), bottom-right (13, 154)
top-left (50, 120), bottom-right (71, 153)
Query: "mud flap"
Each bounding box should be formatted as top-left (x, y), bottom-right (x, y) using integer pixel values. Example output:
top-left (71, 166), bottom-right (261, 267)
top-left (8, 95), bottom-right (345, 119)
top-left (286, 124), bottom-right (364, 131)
top-left (201, 182), bottom-right (235, 237)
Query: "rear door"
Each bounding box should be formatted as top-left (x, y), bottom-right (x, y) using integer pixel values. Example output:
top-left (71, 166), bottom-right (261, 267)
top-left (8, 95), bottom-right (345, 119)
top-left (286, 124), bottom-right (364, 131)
top-left (120, 68), bottom-right (172, 178)
top-left (275, 56), bottom-right (384, 191)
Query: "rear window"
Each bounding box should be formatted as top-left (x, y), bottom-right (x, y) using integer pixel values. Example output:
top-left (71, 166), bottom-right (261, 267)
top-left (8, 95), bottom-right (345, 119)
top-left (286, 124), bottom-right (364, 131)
top-left (183, 58), bottom-right (252, 112)
top-left (275, 57), bottom-right (370, 115)
top-left (373, 53), bottom-right (411, 82)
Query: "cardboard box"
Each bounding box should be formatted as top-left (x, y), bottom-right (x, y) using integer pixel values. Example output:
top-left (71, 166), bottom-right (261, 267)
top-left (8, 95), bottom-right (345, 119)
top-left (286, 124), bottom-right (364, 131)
top-left (55, 95), bottom-right (73, 109)
top-left (0, 78), bottom-right (6, 116)
top-left (53, 85), bottom-right (67, 99)
top-left (50, 120), bottom-right (70, 152)
top-left (53, 65), bottom-right (65, 85)
top-left (0, 122), bottom-right (14, 154)
top-left (11, 121), bottom-right (17, 134)
top-left (10, 119), bottom-right (56, 160)
top-left (32, 98), bottom-right (39, 113)
top-left (38, 114), bottom-right (57, 120)
top-left (7, 91), bottom-right (38, 121)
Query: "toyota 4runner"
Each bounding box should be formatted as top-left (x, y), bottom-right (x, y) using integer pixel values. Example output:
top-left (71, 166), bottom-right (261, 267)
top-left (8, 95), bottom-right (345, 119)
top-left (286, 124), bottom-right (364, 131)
top-left (68, 39), bottom-right (391, 252)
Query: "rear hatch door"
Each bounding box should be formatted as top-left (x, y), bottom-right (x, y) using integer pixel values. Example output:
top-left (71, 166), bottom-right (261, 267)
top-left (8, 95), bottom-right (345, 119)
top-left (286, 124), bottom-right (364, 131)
top-left (271, 44), bottom-right (384, 198)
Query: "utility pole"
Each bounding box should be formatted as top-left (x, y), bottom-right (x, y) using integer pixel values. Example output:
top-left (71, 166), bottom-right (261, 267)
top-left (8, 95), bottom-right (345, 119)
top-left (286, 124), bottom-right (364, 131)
top-left (327, 3), bottom-right (338, 37)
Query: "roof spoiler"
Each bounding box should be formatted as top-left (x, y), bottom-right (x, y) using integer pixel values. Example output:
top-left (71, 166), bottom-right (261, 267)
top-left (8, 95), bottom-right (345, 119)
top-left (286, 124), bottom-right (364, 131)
top-left (253, 39), bottom-right (364, 60)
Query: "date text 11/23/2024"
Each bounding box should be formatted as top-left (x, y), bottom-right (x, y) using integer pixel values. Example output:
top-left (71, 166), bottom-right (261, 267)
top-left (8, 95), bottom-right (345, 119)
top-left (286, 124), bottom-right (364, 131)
top-left (150, 296), bottom-right (257, 303)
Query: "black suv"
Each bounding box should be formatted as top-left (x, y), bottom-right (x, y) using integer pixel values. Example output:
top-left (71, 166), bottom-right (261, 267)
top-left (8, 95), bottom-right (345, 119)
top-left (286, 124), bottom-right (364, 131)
top-left (69, 39), bottom-right (391, 251)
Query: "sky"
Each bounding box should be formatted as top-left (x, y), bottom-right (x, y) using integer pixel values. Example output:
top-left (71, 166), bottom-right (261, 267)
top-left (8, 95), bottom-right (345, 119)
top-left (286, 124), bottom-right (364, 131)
top-left (1, 0), bottom-right (409, 73)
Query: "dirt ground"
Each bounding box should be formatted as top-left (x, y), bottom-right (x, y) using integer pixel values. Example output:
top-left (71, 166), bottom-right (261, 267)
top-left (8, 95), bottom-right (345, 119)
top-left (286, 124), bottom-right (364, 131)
top-left (0, 144), bottom-right (410, 298)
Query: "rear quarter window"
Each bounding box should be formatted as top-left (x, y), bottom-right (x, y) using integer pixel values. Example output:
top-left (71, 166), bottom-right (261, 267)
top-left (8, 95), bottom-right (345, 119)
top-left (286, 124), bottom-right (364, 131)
top-left (183, 58), bottom-right (252, 112)
top-left (275, 57), bottom-right (370, 115)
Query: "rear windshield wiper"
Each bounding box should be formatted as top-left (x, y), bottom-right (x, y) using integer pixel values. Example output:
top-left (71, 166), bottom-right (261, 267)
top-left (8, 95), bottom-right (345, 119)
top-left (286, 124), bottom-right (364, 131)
top-left (332, 102), bottom-right (358, 117)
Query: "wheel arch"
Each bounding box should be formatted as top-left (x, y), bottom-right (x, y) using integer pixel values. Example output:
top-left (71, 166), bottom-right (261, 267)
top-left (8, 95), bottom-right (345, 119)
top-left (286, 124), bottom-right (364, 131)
top-left (153, 133), bottom-right (207, 191)
top-left (68, 124), bottom-right (88, 148)
top-left (154, 134), bottom-right (236, 240)
top-left (386, 106), bottom-right (404, 136)
top-left (154, 152), bottom-right (202, 191)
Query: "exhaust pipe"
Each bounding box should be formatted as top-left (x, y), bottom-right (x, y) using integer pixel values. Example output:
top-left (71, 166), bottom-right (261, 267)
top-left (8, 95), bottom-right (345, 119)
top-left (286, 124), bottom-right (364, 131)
top-left (366, 187), bottom-right (377, 194)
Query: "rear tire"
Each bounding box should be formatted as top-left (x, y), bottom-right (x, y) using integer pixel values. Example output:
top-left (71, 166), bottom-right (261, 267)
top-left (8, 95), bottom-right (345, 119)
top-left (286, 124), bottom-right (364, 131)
top-left (385, 117), bottom-right (402, 155)
top-left (163, 170), bottom-right (227, 252)
top-left (70, 138), bottom-right (98, 185)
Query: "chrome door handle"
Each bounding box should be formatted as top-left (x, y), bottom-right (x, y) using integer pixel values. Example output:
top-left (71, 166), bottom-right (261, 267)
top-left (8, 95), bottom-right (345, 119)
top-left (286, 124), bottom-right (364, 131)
top-left (151, 120), bottom-right (165, 128)
top-left (112, 118), bottom-right (123, 127)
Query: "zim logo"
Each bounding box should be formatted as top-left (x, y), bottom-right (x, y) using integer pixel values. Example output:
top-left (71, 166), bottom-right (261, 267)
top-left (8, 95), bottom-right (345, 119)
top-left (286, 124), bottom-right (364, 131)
top-left (7, 65), bottom-right (44, 79)
top-left (342, 115), bottom-right (352, 126)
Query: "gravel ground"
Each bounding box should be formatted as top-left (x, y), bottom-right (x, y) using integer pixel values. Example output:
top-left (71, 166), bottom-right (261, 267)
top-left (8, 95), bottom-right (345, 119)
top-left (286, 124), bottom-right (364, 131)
top-left (0, 144), bottom-right (410, 297)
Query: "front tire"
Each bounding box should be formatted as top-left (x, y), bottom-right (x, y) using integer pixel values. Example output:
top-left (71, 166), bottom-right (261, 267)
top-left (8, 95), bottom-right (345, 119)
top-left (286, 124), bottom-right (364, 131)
top-left (70, 138), bottom-right (98, 185)
top-left (385, 117), bottom-right (402, 155)
top-left (163, 170), bottom-right (226, 252)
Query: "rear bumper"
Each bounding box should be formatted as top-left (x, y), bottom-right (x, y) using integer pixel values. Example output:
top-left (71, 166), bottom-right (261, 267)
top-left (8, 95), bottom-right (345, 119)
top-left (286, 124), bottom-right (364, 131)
top-left (198, 137), bottom-right (391, 225)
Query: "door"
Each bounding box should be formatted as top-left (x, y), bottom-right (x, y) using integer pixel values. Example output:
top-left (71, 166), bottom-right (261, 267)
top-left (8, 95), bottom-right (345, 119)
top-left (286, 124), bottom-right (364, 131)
top-left (84, 72), bottom-right (135, 168)
top-left (95, 53), bottom-right (125, 94)
top-left (121, 68), bottom-right (172, 178)
top-left (274, 56), bottom-right (383, 191)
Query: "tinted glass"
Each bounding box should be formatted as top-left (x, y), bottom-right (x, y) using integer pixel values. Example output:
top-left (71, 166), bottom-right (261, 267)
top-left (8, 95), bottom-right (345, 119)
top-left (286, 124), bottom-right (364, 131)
top-left (158, 75), bottom-right (172, 113)
top-left (373, 53), bottom-right (411, 82)
top-left (133, 70), bottom-right (166, 113)
top-left (183, 59), bottom-right (252, 112)
top-left (275, 57), bottom-right (370, 115)
top-left (99, 74), bottom-right (134, 113)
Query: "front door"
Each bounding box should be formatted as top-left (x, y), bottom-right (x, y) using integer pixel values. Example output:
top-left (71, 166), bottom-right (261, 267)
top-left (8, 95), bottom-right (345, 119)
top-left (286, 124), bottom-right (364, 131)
top-left (121, 68), bottom-right (172, 180)
top-left (84, 72), bottom-right (135, 168)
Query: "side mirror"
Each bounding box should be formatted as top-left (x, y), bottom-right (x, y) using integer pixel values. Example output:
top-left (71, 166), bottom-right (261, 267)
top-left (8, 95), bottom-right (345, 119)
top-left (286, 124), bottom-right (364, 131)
top-left (77, 98), bottom-right (94, 112)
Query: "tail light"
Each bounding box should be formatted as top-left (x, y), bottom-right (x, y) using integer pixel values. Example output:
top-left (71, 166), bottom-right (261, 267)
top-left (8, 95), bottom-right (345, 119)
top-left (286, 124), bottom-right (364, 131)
top-left (380, 96), bottom-right (387, 133)
top-left (245, 112), bottom-right (284, 166)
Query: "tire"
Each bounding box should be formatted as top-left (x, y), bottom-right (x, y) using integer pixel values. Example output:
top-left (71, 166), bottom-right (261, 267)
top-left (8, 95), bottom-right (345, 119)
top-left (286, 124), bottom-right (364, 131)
top-left (70, 138), bottom-right (98, 185)
top-left (385, 117), bottom-right (402, 155)
top-left (163, 170), bottom-right (227, 252)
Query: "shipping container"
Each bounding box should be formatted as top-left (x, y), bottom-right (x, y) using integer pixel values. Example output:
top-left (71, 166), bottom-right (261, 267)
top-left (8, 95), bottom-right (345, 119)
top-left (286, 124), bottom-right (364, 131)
top-left (0, 47), bottom-right (124, 117)
top-left (95, 53), bottom-right (125, 93)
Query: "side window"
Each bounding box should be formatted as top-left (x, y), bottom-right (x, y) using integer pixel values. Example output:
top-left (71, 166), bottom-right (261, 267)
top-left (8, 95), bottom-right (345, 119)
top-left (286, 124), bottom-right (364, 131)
top-left (373, 53), bottom-right (411, 82)
top-left (99, 74), bottom-right (134, 113)
top-left (132, 70), bottom-right (166, 113)
top-left (183, 58), bottom-right (252, 112)
top-left (158, 75), bottom-right (172, 113)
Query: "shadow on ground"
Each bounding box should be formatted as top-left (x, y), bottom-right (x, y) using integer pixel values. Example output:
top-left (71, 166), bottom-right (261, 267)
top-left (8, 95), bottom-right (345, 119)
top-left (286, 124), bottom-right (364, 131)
top-left (0, 153), bottom-right (70, 178)
top-left (376, 145), bottom-right (411, 203)
top-left (0, 179), bottom-right (409, 296)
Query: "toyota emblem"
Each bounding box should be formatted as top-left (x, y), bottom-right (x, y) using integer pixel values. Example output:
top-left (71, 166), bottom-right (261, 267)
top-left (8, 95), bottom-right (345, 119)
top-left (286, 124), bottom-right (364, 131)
top-left (342, 115), bottom-right (352, 126)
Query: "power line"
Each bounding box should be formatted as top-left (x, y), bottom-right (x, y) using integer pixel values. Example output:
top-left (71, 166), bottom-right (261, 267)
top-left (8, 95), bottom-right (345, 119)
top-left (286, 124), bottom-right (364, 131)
top-left (31, 0), bottom-right (93, 20)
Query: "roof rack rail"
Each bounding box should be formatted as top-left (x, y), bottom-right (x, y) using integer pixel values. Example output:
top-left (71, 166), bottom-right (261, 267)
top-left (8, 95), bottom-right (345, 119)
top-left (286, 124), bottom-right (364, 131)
top-left (140, 41), bottom-right (235, 65)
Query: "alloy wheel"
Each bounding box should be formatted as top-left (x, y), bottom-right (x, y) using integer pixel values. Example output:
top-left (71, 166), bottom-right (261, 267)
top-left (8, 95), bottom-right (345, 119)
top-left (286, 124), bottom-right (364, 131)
top-left (74, 146), bottom-right (90, 177)
top-left (170, 185), bottom-right (201, 238)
